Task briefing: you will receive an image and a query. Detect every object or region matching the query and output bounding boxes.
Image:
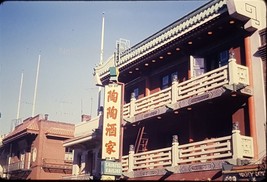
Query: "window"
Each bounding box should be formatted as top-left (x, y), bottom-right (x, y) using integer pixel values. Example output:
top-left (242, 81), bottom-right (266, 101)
top-left (219, 50), bottom-right (229, 67)
top-left (65, 147), bottom-right (73, 153)
top-left (190, 56), bottom-right (205, 77)
top-left (162, 75), bottom-right (169, 89)
top-left (259, 28), bottom-right (266, 46)
top-left (161, 72), bottom-right (178, 89)
top-left (133, 88), bottom-right (139, 99)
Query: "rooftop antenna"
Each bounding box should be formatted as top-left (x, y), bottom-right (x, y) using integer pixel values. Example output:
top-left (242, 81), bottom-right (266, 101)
top-left (90, 97), bottom-right (93, 116)
top-left (81, 98), bottom-right (83, 116)
top-left (32, 54), bottom-right (41, 117)
top-left (16, 71), bottom-right (24, 119)
top-left (100, 12), bottom-right (105, 65)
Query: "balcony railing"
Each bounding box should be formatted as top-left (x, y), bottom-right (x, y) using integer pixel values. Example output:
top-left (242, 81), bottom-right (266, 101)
top-left (42, 158), bottom-right (72, 170)
top-left (5, 160), bottom-right (30, 173)
top-left (64, 152), bottom-right (73, 162)
top-left (121, 127), bottom-right (254, 174)
top-left (123, 59), bottom-right (249, 119)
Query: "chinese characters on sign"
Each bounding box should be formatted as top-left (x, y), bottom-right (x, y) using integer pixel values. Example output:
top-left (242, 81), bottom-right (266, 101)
top-left (102, 83), bottom-right (122, 160)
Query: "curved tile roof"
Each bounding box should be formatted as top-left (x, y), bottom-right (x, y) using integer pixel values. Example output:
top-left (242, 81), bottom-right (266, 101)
top-left (45, 127), bottom-right (74, 138)
top-left (94, 0), bottom-right (227, 79)
top-left (3, 118), bottom-right (39, 144)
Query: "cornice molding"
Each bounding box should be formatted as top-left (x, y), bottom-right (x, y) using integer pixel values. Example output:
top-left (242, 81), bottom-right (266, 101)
top-left (227, 0), bottom-right (266, 32)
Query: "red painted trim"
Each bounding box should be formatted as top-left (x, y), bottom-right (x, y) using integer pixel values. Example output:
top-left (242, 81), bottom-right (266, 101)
top-left (244, 36), bottom-right (258, 160)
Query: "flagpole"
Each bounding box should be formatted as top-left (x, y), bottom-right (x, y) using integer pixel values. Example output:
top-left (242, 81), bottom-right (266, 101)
top-left (16, 71), bottom-right (24, 119)
top-left (32, 55), bottom-right (41, 117)
top-left (100, 12), bottom-right (105, 65)
top-left (97, 12), bottom-right (105, 115)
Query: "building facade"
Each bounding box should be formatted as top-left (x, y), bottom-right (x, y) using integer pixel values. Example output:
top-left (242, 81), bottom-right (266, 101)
top-left (92, 0), bottom-right (266, 180)
top-left (62, 114), bottom-right (102, 180)
top-left (0, 114), bottom-right (75, 180)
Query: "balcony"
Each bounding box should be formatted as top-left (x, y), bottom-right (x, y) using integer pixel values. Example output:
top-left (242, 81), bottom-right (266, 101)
top-left (42, 158), bottom-right (72, 174)
top-left (121, 126), bottom-right (254, 178)
top-left (5, 160), bottom-right (30, 173)
top-left (123, 58), bottom-right (250, 122)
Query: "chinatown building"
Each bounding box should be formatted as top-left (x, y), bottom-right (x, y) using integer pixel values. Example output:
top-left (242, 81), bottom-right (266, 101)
top-left (92, 0), bottom-right (266, 180)
top-left (0, 114), bottom-right (75, 180)
top-left (62, 114), bottom-right (103, 180)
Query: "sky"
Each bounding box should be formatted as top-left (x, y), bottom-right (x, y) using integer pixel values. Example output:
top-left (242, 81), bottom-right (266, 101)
top-left (0, 0), bottom-right (208, 135)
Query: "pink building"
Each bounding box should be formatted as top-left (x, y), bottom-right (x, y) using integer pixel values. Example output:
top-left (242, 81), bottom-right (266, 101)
top-left (0, 114), bottom-right (75, 180)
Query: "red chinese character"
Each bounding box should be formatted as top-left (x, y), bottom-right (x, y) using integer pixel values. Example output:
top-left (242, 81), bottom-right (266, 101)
top-left (105, 123), bottom-right (117, 137)
top-left (108, 90), bottom-right (118, 103)
top-left (105, 140), bottom-right (116, 154)
top-left (107, 106), bottom-right (117, 119)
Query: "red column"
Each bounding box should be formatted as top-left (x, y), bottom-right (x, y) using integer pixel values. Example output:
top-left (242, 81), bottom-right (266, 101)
top-left (244, 36), bottom-right (258, 160)
top-left (145, 77), bottom-right (150, 96)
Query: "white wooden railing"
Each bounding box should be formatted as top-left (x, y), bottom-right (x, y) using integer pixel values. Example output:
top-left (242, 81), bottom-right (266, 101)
top-left (122, 128), bottom-right (254, 173)
top-left (177, 136), bottom-right (232, 164)
top-left (122, 147), bottom-right (172, 172)
top-left (177, 65), bottom-right (228, 100)
top-left (123, 59), bottom-right (249, 119)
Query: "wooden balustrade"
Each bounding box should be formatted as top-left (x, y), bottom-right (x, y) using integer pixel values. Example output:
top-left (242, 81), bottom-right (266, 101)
top-left (178, 65), bottom-right (228, 100)
top-left (122, 132), bottom-right (254, 173)
top-left (177, 136), bottom-right (232, 164)
top-left (122, 61), bottom-right (249, 120)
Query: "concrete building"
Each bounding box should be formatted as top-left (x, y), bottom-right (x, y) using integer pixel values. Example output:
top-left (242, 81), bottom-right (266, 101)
top-left (0, 114), bottom-right (75, 180)
top-left (62, 114), bottom-right (102, 180)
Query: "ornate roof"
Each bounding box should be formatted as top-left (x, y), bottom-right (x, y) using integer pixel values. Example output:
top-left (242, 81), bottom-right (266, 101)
top-left (94, 0), bottom-right (227, 80)
top-left (94, 0), bottom-right (266, 83)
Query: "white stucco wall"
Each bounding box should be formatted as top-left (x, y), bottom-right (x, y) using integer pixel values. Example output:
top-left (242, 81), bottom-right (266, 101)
top-left (250, 0), bottom-right (266, 162)
top-left (251, 33), bottom-right (266, 161)
top-left (74, 116), bottom-right (101, 137)
top-left (227, 0), bottom-right (266, 162)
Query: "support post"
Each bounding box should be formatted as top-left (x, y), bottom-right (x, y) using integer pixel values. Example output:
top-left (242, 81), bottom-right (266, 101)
top-left (128, 145), bottom-right (135, 172)
top-left (73, 152), bottom-right (79, 175)
top-left (228, 52), bottom-right (238, 86)
top-left (171, 74), bottom-right (178, 104)
top-left (171, 135), bottom-right (179, 167)
top-left (232, 122), bottom-right (243, 160)
top-left (81, 151), bottom-right (87, 174)
top-left (130, 93), bottom-right (136, 118)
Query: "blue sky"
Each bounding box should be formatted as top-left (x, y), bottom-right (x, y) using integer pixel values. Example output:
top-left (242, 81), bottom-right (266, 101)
top-left (0, 1), bottom-right (208, 134)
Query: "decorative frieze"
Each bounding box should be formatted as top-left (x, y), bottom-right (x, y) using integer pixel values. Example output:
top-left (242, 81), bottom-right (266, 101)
top-left (124, 160), bottom-right (225, 178)
top-left (172, 87), bottom-right (226, 110)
